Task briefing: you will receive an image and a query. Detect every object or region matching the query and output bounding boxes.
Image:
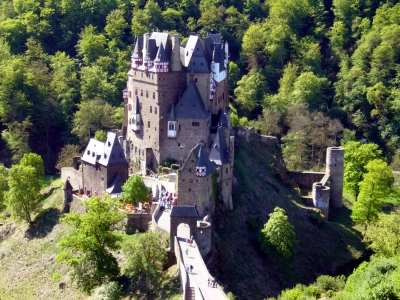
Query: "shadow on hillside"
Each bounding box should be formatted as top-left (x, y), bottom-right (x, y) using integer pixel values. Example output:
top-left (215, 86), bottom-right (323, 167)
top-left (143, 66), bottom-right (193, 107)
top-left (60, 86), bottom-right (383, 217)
top-left (25, 208), bottom-right (61, 240)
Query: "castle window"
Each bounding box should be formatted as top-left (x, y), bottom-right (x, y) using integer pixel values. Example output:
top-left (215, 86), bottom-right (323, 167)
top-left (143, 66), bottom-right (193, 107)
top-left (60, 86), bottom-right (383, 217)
top-left (135, 89), bottom-right (138, 95)
top-left (201, 63), bottom-right (203, 66)
top-left (146, 91), bottom-right (149, 98)
top-left (150, 106), bottom-right (152, 113)
top-left (101, 177), bottom-right (104, 182)
top-left (155, 107), bottom-right (157, 114)
top-left (196, 179), bottom-right (198, 182)
top-left (140, 90), bottom-right (143, 96)
top-left (193, 62), bottom-right (195, 65)
top-left (189, 188), bottom-right (191, 192)
top-left (155, 127), bottom-right (156, 131)
top-left (226, 168), bottom-right (228, 173)
top-left (151, 75), bottom-right (154, 79)
top-left (195, 78), bottom-right (198, 82)
top-left (153, 92), bottom-right (155, 99)
top-left (189, 168), bottom-right (191, 172)
top-left (192, 122), bottom-right (199, 126)
top-left (134, 71), bottom-right (136, 76)
top-left (141, 73), bottom-right (143, 77)
top-left (190, 179), bottom-right (193, 183)
top-left (179, 124), bottom-right (181, 130)
top-left (148, 121), bottom-right (150, 128)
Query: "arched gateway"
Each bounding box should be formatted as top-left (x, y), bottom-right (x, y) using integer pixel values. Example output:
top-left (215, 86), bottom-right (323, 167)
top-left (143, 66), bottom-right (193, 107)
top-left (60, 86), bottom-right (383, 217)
top-left (170, 206), bottom-right (199, 251)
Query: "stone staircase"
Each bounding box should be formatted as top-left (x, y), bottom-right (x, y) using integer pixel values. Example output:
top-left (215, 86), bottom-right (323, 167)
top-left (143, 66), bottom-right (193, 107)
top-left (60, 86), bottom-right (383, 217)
top-left (185, 287), bottom-right (195, 300)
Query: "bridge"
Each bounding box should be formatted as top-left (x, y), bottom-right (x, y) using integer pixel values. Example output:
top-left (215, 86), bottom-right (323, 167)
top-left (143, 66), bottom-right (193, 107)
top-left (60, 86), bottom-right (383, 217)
top-left (153, 203), bottom-right (229, 300)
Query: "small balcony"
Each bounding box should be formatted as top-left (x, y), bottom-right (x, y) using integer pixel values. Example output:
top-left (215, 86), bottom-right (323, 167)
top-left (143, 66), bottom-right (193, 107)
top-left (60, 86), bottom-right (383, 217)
top-left (168, 129), bottom-right (177, 138)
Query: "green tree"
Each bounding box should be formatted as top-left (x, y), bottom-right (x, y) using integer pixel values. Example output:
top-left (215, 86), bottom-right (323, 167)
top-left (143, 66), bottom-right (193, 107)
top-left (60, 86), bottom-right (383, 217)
top-left (76, 25), bottom-right (107, 65)
top-left (363, 212), bottom-right (400, 258)
top-left (20, 152), bottom-right (44, 178)
top-left (121, 175), bottom-right (149, 204)
top-left (260, 207), bottom-right (296, 259)
top-left (344, 141), bottom-right (382, 201)
top-left (1, 119), bottom-right (32, 163)
top-left (123, 231), bottom-right (167, 294)
top-left (6, 164), bottom-right (42, 224)
top-left (72, 99), bottom-right (117, 145)
top-left (57, 196), bottom-right (125, 293)
top-left (0, 164), bottom-right (8, 211)
top-left (56, 144), bottom-right (81, 170)
top-left (234, 69), bottom-right (267, 113)
top-left (351, 159), bottom-right (394, 227)
top-left (94, 130), bottom-right (107, 142)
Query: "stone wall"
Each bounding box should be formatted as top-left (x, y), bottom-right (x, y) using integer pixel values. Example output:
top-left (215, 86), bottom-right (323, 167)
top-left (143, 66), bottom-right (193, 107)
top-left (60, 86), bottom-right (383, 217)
top-left (82, 162), bottom-right (107, 196)
top-left (287, 171), bottom-right (326, 189)
top-left (160, 117), bottom-right (209, 164)
top-left (177, 151), bottom-right (213, 217)
top-left (61, 167), bottom-right (83, 191)
top-left (70, 195), bottom-right (86, 214)
top-left (126, 212), bottom-right (152, 233)
top-left (196, 221), bottom-right (212, 257)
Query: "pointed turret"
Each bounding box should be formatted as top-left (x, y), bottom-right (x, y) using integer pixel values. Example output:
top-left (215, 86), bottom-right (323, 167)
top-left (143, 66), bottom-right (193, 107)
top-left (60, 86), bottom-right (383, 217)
top-left (196, 148), bottom-right (207, 177)
top-left (154, 43), bottom-right (169, 73)
top-left (168, 105), bottom-right (177, 138)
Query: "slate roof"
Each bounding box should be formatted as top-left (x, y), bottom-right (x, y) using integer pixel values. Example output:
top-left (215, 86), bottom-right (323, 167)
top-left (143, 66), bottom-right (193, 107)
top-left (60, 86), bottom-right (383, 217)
top-left (82, 132), bottom-right (128, 167)
top-left (170, 205), bottom-right (199, 217)
top-left (173, 82), bottom-right (210, 120)
top-left (106, 172), bottom-right (124, 194)
top-left (98, 132), bottom-right (128, 167)
top-left (81, 139), bottom-right (105, 165)
top-left (196, 147), bottom-right (207, 168)
top-left (132, 36), bottom-right (143, 59)
top-left (154, 42), bottom-right (168, 62)
top-left (168, 104), bottom-right (176, 122)
top-left (63, 179), bottom-right (73, 190)
top-left (209, 127), bottom-right (230, 166)
top-left (192, 144), bottom-right (217, 176)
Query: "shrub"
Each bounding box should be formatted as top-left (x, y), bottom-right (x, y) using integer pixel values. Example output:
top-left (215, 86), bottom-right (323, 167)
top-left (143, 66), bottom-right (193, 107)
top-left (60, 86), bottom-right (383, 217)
top-left (303, 285), bottom-right (321, 298)
top-left (171, 164), bottom-right (179, 170)
top-left (88, 281), bottom-right (122, 300)
top-left (316, 275), bottom-right (345, 292)
top-left (162, 167), bottom-right (170, 174)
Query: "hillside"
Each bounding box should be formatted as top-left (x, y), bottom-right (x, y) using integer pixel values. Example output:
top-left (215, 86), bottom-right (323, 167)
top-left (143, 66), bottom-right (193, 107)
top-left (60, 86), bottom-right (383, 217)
top-left (207, 137), bottom-right (365, 299)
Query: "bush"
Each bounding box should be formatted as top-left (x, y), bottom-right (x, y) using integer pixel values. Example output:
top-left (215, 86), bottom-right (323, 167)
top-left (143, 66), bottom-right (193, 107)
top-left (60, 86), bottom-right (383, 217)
top-left (303, 285), bottom-right (321, 298)
top-left (316, 275), bottom-right (345, 292)
top-left (162, 167), bottom-right (170, 174)
top-left (88, 281), bottom-right (122, 300)
top-left (325, 290), bottom-right (335, 297)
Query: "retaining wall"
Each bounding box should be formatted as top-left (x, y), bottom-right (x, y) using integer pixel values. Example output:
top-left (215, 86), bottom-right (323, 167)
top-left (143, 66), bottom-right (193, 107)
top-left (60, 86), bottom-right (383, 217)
top-left (61, 167), bottom-right (83, 191)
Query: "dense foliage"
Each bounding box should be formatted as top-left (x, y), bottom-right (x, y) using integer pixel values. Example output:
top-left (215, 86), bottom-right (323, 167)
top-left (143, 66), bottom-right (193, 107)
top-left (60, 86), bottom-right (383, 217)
top-left (0, 0), bottom-right (399, 171)
top-left (57, 195), bottom-right (125, 293)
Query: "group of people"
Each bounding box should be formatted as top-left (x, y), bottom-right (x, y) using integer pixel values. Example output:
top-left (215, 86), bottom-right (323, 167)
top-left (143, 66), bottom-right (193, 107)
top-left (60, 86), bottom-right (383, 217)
top-left (208, 278), bottom-right (217, 288)
top-left (160, 188), bottom-right (178, 210)
top-left (185, 264), bottom-right (194, 274)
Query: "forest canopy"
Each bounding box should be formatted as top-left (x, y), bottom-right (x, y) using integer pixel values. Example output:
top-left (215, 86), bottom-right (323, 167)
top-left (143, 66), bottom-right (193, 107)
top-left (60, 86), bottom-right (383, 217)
top-left (0, 0), bottom-right (400, 171)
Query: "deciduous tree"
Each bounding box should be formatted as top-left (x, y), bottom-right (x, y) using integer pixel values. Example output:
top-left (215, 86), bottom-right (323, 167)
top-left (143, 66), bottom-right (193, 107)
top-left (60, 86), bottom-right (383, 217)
top-left (20, 152), bottom-right (44, 178)
top-left (260, 207), bottom-right (296, 259)
top-left (363, 212), bottom-right (400, 258)
top-left (121, 175), bottom-right (149, 204)
top-left (123, 231), bottom-right (167, 294)
top-left (351, 159), bottom-right (393, 227)
top-left (56, 144), bottom-right (81, 170)
top-left (344, 141), bottom-right (382, 201)
top-left (6, 164), bottom-right (42, 224)
top-left (57, 196), bottom-right (125, 293)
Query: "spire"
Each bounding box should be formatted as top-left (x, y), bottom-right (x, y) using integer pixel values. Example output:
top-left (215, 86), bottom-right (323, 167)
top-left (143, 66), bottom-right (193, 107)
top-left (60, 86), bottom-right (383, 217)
top-left (132, 37), bottom-right (140, 58)
top-left (168, 105), bottom-right (176, 122)
top-left (154, 43), bottom-right (168, 62)
top-left (196, 148), bottom-right (206, 168)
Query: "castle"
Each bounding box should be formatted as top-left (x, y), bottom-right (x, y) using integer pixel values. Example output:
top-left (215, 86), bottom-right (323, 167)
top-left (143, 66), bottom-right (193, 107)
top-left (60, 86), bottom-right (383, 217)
top-left (62, 31), bottom-right (234, 218)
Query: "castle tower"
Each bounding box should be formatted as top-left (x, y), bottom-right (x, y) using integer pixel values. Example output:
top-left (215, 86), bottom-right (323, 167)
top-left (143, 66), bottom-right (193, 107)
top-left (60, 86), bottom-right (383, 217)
top-left (312, 182), bottom-right (330, 218)
top-left (326, 147), bottom-right (345, 208)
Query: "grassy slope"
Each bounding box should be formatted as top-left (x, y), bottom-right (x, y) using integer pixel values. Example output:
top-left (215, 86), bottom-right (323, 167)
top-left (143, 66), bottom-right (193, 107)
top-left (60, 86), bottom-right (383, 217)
top-left (0, 177), bottom-right (182, 300)
top-left (209, 138), bottom-right (365, 299)
top-left (0, 179), bottom-right (86, 300)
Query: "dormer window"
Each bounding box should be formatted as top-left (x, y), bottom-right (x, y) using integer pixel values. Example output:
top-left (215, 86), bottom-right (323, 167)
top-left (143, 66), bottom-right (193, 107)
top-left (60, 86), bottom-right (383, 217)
top-left (87, 150), bottom-right (90, 155)
top-left (108, 141), bottom-right (111, 146)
